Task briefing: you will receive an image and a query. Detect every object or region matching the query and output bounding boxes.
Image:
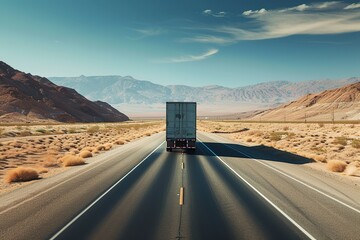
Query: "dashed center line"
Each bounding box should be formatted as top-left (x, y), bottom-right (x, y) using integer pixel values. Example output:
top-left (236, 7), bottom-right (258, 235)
top-left (179, 187), bottom-right (184, 205)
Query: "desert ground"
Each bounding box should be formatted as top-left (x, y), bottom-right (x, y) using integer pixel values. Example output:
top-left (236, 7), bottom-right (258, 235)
top-left (0, 121), bottom-right (165, 194)
top-left (2, 119), bottom-right (359, 194)
top-left (198, 120), bottom-right (360, 178)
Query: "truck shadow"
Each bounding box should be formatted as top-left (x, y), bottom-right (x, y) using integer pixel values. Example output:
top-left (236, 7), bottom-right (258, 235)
top-left (188, 142), bottom-right (313, 165)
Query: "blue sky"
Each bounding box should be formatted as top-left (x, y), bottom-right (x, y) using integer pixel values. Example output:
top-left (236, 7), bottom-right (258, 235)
top-left (0, 0), bottom-right (359, 87)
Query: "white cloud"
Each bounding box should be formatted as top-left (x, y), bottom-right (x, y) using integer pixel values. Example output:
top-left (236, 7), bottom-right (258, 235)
top-left (315, 1), bottom-right (340, 9)
top-left (203, 9), bottom-right (212, 15)
top-left (344, 3), bottom-right (360, 9)
top-left (203, 9), bottom-right (226, 17)
top-left (279, 4), bottom-right (309, 12)
top-left (166, 49), bottom-right (219, 63)
top-left (291, 4), bottom-right (309, 11)
top-left (225, 12), bottom-right (360, 40)
top-left (278, 1), bottom-right (340, 13)
top-left (190, 2), bottom-right (360, 43)
top-left (242, 8), bottom-right (267, 16)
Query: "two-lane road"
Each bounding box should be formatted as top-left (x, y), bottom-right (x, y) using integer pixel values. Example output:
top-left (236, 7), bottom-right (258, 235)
top-left (0, 132), bottom-right (359, 239)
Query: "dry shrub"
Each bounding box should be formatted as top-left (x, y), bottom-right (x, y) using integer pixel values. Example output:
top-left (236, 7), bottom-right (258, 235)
top-left (58, 153), bottom-right (72, 162)
top-left (96, 145), bottom-right (105, 151)
top-left (104, 143), bottom-right (113, 150)
top-left (19, 131), bottom-right (32, 136)
top-left (68, 127), bottom-right (77, 133)
top-left (69, 148), bottom-right (80, 154)
top-left (248, 130), bottom-right (257, 136)
top-left (352, 139), bottom-right (360, 149)
top-left (327, 160), bottom-right (347, 172)
top-left (270, 132), bottom-right (282, 141)
top-left (114, 139), bottom-right (124, 145)
top-left (79, 150), bottom-right (92, 158)
top-left (286, 132), bottom-right (296, 139)
top-left (87, 125), bottom-right (100, 133)
top-left (36, 166), bottom-right (49, 174)
top-left (4, 167), bottom-right (39, 183)
top-left (246, 138), bottom-right (252, 142)
top-left (333, 137), bottom-right (347, 146)
top-left (314, 155), bottom-right (326, 162)
top-left (145, 133), bottom-right (151, 136)
top-left (254, 131), bottom-right (263, 137)
top-left (43, 154), bottom-right (60, 167)
top-left (82, 147), bottom-right (95, 152)
top-left (60, 155), bottom-right (85, 167)
top-left (35, 128), bottom-right (47, 134)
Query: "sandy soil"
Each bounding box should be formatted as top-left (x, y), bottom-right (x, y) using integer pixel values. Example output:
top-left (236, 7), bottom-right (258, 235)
top-left (0, 121), bottom-right (165, 194)
top-left (198, 120), bottom-right (360, 178)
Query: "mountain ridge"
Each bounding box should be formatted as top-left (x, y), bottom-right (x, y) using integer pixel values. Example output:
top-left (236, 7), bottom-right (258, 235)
top-left (250, 82), bottom-right (360, 121)
top-left (0, 61), bottom-right (129, 123)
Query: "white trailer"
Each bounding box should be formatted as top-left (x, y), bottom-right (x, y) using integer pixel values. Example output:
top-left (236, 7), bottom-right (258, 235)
top-left (166, 102), bottom-right (196, 152)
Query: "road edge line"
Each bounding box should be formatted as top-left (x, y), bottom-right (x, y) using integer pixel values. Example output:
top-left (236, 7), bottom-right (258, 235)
top-left (220, 140), bottom-right (360, 215)
top-left (198, 139), bottom-right (316, 240)
top-left (49, 141), bottom-right (165, 240)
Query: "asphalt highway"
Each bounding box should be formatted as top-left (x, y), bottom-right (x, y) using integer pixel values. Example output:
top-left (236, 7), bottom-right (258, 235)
top-left (0, 132), bottom-right (359, 240)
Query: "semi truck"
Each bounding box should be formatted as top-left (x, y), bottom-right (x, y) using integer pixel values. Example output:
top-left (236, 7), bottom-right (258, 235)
top-left (166, 102), bottom-right (196, 152)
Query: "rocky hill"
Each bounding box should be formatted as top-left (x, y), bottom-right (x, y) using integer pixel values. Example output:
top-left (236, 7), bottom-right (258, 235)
top-left (0, 61), bottom-right (129, 123)
top-left (250, 82), bottom-right (360, 121)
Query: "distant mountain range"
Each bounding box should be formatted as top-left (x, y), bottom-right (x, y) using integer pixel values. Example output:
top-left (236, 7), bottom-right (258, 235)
top-left (250, 82), bottom-right (360, 121)
top-left (0, 62), bottom-right (129, 123)
top-left (49, 75), bottom-right (359, 117)
top-left (50, 75), bottom-right (359, 105)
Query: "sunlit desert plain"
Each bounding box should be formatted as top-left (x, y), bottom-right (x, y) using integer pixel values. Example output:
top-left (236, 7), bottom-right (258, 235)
top-left (0, 121), bottom-right (165, 193)
top-left (198, 121), bottom-right (360, 178)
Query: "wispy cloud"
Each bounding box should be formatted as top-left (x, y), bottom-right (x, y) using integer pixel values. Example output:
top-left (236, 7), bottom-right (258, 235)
top-left (160, 49), bottom-right (219, 63)
top-left (316, 1), bottom-right (341, 9)
top-left (134, 28), bottom-right (163, 37)
top-left (344, 3), bottom-right (360, 9)
top-left (181, 35), bottom-right (233, 44)
top-left (243, 1), bottom-right (342, 16)
top-left (279, 4), bottom-right (309, 12)
top-left (186, 2), bottom-right (360, 43)
top-left (202, 9), bottom-right (226, 17)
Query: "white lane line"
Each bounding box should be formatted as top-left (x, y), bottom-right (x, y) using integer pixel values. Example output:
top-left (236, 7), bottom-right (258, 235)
top-left (221, 140), bottom-right (360, 215)
top-left (50, 141), bottom-right (165, 240)
top-left (198, 140), bottom-right (316, 240)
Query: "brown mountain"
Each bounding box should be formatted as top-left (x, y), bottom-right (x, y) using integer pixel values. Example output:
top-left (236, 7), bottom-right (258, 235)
top-left (0, 61), bottom-right (129, 123)
top-left (250, 82), bottom-right (360, 121)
